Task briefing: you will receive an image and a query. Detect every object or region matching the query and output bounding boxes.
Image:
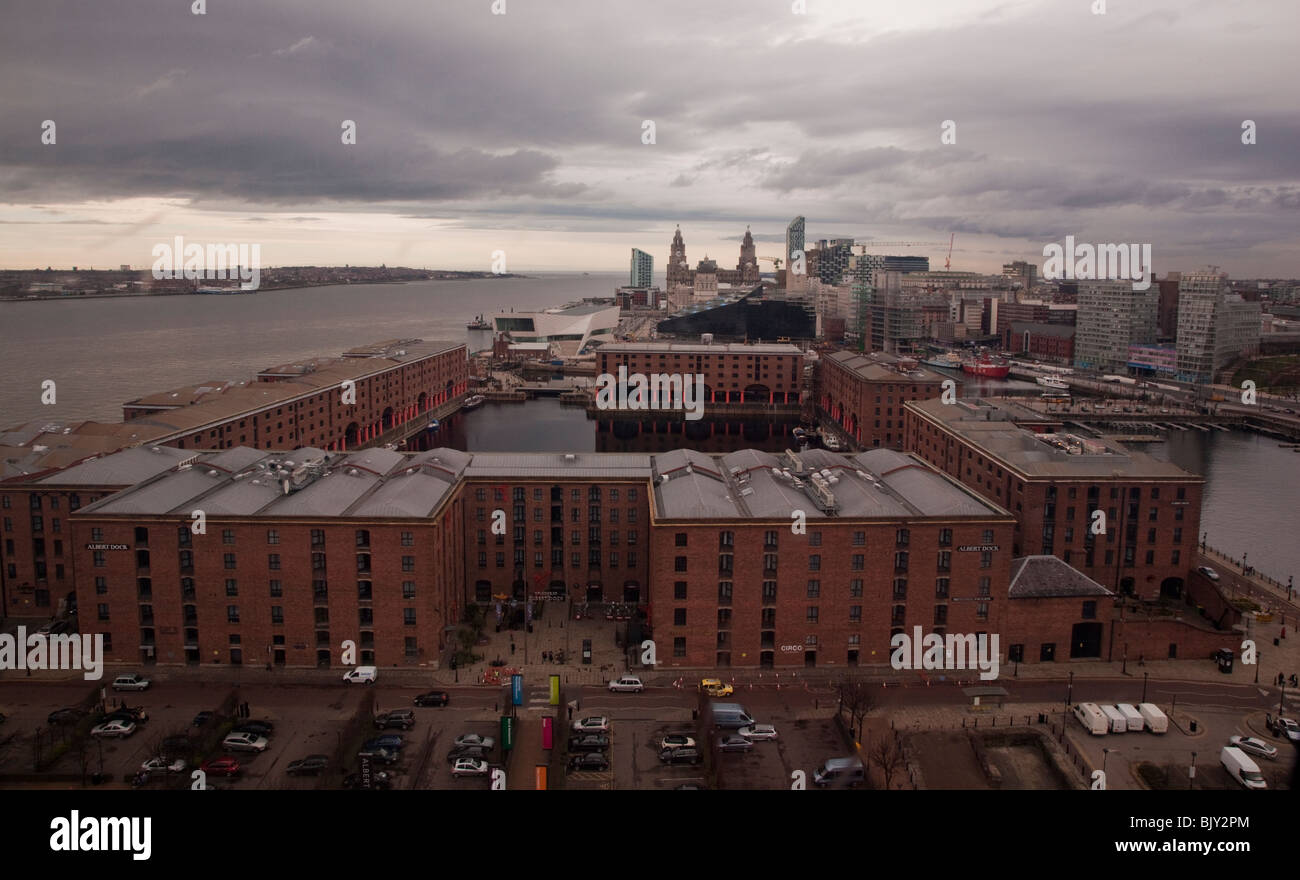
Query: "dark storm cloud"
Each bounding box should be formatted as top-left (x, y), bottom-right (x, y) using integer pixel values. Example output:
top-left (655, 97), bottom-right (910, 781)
top-left (0, 0), bottom-right (1296, 270)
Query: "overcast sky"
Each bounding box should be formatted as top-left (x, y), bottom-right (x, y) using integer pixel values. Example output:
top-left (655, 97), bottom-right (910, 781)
top-left (2, 0), bottom-right (1297, 276)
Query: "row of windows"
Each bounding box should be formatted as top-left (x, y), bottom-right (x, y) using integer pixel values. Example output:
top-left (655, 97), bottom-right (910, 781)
top-left (688, 576), bottom-right (983, 603)
top-left (473, 487), bottom-right (640, 503)
top-left (677, 549), bottom-right (993, 573)
top-left (120, 576), bottom-right (418, 600)
top-left (477, 550), bottom-right (638, 569)
top-left (115, 604), bottom-right (419, 626)
top-left (673, 602), bottom-right (993, 626)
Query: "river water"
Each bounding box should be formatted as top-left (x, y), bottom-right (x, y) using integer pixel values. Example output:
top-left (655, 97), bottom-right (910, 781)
top-left (2, 276), bottom-right (1295, 582)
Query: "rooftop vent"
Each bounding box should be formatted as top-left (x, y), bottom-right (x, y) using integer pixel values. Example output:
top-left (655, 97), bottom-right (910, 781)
top-left (564, 454), bottom-right (577, 462)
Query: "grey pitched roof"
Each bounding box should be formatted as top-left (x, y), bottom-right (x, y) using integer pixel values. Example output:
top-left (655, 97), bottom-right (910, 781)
top-left (37, 445), bottom-right (194, 486)
top-left (1008, 556), bottom-right (1113, 598)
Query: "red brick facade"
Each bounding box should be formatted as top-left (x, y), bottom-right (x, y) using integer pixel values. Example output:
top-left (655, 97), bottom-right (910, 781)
top-left (596, 344), bottom-right (803, 404)
top-left (818, 353), bottom-right (948, 451)
top-left (905, 404), bottom-right (1204, 601)
top-left (647, 517), bottom-right (1015, 670)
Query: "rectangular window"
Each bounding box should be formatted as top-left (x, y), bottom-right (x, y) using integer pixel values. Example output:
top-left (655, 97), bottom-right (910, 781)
top-left (271, 606), bottom-right (284, 625)
top-left (935, 577), bottom-right (950, 599)
top-left (267, 529), bottom-right (279, 544)
top-left (222, 529), bottom-right (235, 545)
top-left (227, 605), bottom-right (240, 623)
top-left (937, 551), bottom-right (951, 572)
top-left (674, 608), bottom-right (687, 626)
top-left (223, 553), bottom-right (237, 570)
top-left (852, 531), bottom-right (865, 546)
top-left (673, 637), bottom-right (685, 658)
top-left (267, 553), bottom-right (280, 570)
top-left (806, 580), bottom-right (820, 598)
top-left (849, 605), bottom-right (861, 622)
top-left (806, 606), bottom-right (819, 623)
top-left (404, 609), bottom-right (417, 626)
top-left (808, 554), bottom-right (820, 571)
top-left (850, 578), bottom-right (863, 598)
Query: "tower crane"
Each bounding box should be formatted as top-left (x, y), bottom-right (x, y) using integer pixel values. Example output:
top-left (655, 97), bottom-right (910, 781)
top-left (944, 233), bottom-right (955, 271)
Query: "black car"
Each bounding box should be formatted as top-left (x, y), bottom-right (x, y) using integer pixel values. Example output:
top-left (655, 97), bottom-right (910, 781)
top-left (342, 771), bottom-right (391, 790)
top-left (192, 711), bottom-right (214, 728)
top-left (101, 706), bottom-right (148, 725)
top-left (286, 755), bottom-right (329, 776)
top-left (659, 747), bottom-right (702, 766)
top-left (232, 720), bottom-right (274, 737)
top-left (568, 752), bottom-right (610, 772)
top-left (446, 745), bottom-right (491, 764)
top-left (47, 707), bottom-right (85, 726)
top-left (414, 691), bottom-right (450, 707)
top-left (373, 711), bottom-right (415, 730)
top-left (569, 734), bottom-right (610, 753)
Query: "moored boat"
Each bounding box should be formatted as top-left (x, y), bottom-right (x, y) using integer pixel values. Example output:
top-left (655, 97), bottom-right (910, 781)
top-left (462, 394), bottom-right (486, 410)
top-left (961, 353), bottom-right (1010, 379)
top-left (921, 352), bottom-right (962, 370)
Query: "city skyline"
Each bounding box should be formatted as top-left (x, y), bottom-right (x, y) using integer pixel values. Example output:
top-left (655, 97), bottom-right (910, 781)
top-left (2, 0), bottom-right (1298, 275)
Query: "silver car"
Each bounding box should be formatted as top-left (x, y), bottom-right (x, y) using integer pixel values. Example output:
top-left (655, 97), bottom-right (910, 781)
top-left (718, 734), bottom-right (753, 753)
top-left (1228, 736), bottom-right (1278, 760)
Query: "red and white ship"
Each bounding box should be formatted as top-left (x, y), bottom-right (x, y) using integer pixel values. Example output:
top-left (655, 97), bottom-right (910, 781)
top-left (961, 353), bottom-right (1010, 379)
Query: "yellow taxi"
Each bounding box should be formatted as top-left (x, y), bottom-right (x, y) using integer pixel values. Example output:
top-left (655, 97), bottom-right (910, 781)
top-left (700, 678), bottom-right (734, 697)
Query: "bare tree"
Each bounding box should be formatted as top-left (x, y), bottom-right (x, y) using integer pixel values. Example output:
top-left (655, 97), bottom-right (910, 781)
top-left (869, 736), bottom-right (907, 790)
top-left (834, 677), bottom-right (874, 741)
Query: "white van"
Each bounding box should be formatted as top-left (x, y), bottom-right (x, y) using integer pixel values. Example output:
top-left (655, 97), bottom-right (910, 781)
top-left (813, 756), bottom-right (865, 788)
top-left (1220, 746), bottom-right (1266, 790)
top-left (1099, 704), bottom-right (1127, 733)
top-left (1116, 703), bottom-right (1144, 732)
top-left (1138, 703), bottom-right (1168, 734)
top-left (343, 665), bottom-right (377, 684)
top-left (1073, 702), bottom-right (1108, 735)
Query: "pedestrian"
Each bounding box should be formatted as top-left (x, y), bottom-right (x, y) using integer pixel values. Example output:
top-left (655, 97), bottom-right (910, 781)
top-left (1279, 672), bottom-right (1286, 686)
top-left (510, 642), bottom-right (516, 656)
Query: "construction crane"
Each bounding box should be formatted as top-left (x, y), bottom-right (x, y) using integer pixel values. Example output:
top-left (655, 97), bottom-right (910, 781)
top-left (855, 241), bottom-right (946, 247)
top-left (757, 255), bottom-right (783, 270)
top-left (944, 233), bottom-right (954, 271)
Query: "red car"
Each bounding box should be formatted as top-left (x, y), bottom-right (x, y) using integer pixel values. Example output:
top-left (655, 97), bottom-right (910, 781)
top-left (200, 757), bottom-right (241, 777)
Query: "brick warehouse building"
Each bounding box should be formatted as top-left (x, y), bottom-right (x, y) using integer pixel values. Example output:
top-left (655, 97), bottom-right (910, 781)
top-left (904, 397), bottom-right (1204, 601)
top-left (647, 447), bottom-right (1016, 670)
top-left (595, 342), bottom-right (804, 405)
top-left (1, 339), bottom-right (468, 615)
top-left (817, 350), bottom-right (950, 451)
top-left (458, 453), bottom-right (652, 606)
top-left (59, 442), bottom-right (1228, 671)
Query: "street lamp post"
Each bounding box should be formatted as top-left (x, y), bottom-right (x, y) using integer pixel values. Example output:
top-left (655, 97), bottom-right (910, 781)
top-left (1142, 672), bottom-right (1149, 703)
top-left (1242, 552), bottom-right (1249, 575)
top-left (1066, 671), bottom-right (1074, 708)
top-left (1190, 752), bottom-right (1197, 789)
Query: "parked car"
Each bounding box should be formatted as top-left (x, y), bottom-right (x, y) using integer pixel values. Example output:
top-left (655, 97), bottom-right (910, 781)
top-left (90, 719), bottom-right (136, 738)
top-left (1266, 715), bottom-right (1300, 742)
top-left (222, 731), bottom-right (269, 752)
top-left (140, 756), bottom-right (186, 775)
top-left (286, 755), bottom-right (330, 776)
top-left (451, 758), bottom-right (489, 777)
top-left (231, 720), bottom-right (274, 737)
top-left (701, 678), bottom-right (733, 697)
top-left (47, 707), bottom-right (85, 726)
top-left (199, 757), bottom-right (241, 777)
top-left (568, 752), bottom-right (610, 772)
top-left (37, 619), bottom-right (70, 635)
top-left (453, 733), bottom-right (495, 749)
top-left (608, 675), bottom-right (644, 693)
top-left (101, 705), bottom-right (148, 725)
top-left (657, 734), bottom-right (696, 750)
top-left (111, 673), bottom-right (151, 692)
top-left (718, 734), bottom-right (754, 753)
top-left (356, 746), bottom-right (400, 764)
top-left (1197, 566), bottom-right (1220, 582)
top-left (414, 691), bottom-right (450, 707)
top-left (363, 735), bottom-right (405, 752)
top-left (374, 710), bottom-right (415, 730)
top-left (191, 711), bottom-right (214, 728)
top-left (343, 770), bottom-right (391, 789)
top-left (446, 745), bottom-right (491, 764)
top-left (1229, 736), bottom-right (1278, 760)
top-left (738, 724), bottom-right (778, 742)
top-left (659, 746), bottom-right (702, 766)
top-left (571, 716), bottom-right (610, 734)
top-left (568, 734), bottom-right (610, 752)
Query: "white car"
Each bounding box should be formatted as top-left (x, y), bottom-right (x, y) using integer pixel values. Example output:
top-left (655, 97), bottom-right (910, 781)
top-left (140, 757), bottom-right (187, 774)
top-left (608, 675), bottom-right (644, 693)
top-left (453, 733), bottom-right (495, 749)
top-left (1197, 566), bottom-right (1220, 582)
top-left (738, 724), bottom-right (778, 742)
top-left (658, 734), bottom-right (696, 750)
top-left (451, 758), bottom-right (489, 777)
top-left (1229, 736), bottom-right (1278, 760)
top-left (572, 716), bottom-right (610, 734)
top-left (90, 719), bottom-right (136, 738)
top-left (222, 731), bottom-right (269, 752)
